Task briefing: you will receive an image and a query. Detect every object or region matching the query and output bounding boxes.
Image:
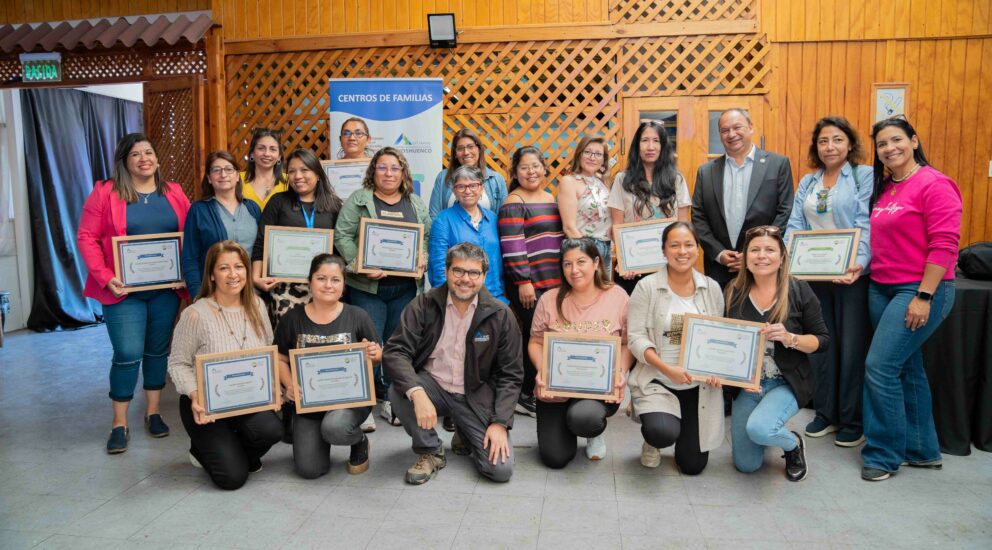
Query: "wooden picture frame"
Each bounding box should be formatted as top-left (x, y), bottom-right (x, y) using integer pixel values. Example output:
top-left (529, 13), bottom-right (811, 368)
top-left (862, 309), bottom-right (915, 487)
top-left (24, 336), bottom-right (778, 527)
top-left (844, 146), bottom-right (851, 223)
top-left (872, 82), bottom-right (910, 123)
top-left (261, 225), bottom-right (334, 283)
top-left (111, 232), bottom-right (185, 292)
top-left (612, 218), bottom-right (677, 275)
top-left (321, 158), bottom-right (370, 201)
top-left (194, 346), bottom-right (280, 421)
top-left (679, 313), bottom-right (765, 391)
top-left (289, 342), bottom-right (377, 414)
top-left (787, 228), bottom-right (861, 281)
top-left (355, 217), bottom-right (424, 278)
top-left (541, 332), bottom-right (622, 401)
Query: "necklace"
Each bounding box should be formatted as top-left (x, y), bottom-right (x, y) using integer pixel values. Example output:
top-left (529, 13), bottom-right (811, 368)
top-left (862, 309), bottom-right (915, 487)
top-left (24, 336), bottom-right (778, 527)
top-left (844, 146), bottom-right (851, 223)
top-left (890, 164), bottom-right (921, 195)
top-left (214, 299), bottom-right (249, 349)
top-left (136, 191), bottom-right (151, 204)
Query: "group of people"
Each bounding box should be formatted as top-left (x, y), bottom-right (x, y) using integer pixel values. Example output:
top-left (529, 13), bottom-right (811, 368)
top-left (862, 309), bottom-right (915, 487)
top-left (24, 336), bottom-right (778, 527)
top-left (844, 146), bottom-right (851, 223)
top-left (76, 108), bottom-right (962, 490)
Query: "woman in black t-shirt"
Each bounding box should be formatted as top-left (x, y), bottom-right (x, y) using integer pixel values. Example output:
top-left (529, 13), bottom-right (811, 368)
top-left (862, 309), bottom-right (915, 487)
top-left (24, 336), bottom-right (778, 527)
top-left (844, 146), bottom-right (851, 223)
top-left (275, 254), bottom-right (381, 479)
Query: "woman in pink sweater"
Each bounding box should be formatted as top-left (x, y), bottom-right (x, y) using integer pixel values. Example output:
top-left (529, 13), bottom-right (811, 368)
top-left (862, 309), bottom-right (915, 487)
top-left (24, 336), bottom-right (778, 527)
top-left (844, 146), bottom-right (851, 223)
top-left (860, 118), bottom-right (962, 482)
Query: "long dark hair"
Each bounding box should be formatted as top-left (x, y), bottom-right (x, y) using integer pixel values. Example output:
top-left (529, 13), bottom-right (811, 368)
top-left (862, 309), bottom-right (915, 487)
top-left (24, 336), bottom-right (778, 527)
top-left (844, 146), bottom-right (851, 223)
top-left (111, 132), bottom-right (166, 203)
top-left (807, 116), bottom-right (864, 170)
top-left (197, 240), bottom-right (266, 338)
top-left (508, 146), bottom-right (548, 193)
top-left (444, 128), bottom-right (490, 187)
top-left (245, 128), bottom-right (287, 185)
top-left (556, 238), bottom-right (612, 323)
top-left (869, 117), bottom-right (930, 207)
top-left (285, 148), bottom-right (343, 213)
top-left (622, 120), bottom-right (678, 218)
top-left (200, 151), bottom-right (243, 202)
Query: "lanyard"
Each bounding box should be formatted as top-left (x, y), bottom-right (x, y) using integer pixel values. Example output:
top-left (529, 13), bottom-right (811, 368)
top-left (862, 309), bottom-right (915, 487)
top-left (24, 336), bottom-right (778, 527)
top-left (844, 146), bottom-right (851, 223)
top-left (300, 201), bottom-right (315, 229)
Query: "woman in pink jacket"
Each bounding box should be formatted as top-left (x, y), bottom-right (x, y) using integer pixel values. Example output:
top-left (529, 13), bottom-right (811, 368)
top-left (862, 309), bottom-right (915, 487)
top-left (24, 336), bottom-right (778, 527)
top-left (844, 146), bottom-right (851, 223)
top-left (77, 133), bottom-right (190, 454)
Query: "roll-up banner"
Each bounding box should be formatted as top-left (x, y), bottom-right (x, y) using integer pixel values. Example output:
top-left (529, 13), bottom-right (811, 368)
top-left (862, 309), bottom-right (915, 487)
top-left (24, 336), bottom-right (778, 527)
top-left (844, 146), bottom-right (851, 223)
top-left (328, 78), bottom-right (444, 206)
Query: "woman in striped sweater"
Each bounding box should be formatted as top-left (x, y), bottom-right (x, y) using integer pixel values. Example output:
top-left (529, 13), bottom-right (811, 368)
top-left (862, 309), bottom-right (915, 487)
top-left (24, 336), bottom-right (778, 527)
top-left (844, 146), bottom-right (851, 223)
top-left (498, 146), bottom-right (565, 416)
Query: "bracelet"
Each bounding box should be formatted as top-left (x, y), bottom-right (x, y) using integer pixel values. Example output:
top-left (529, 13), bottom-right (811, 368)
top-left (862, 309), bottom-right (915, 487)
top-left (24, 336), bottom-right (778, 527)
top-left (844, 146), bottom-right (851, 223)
top-left (787, 333), bottom-right (799, 349)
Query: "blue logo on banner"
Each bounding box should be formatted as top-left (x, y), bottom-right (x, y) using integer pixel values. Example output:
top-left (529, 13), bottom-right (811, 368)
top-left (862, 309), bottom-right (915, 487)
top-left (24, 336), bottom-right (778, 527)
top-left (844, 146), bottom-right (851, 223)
top-left (395, 133), bottom-right (413, 145)
top-left (329, 79), bottom-right (442, 121)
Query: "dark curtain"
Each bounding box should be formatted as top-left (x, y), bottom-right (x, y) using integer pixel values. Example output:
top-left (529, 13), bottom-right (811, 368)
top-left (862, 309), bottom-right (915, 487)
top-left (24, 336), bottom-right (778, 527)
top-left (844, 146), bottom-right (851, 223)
top-left (21, 88), bottom-right (143, 331)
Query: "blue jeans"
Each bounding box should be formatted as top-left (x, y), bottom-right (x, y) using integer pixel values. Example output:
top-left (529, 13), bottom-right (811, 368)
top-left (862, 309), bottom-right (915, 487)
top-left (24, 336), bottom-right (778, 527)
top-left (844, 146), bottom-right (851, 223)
top-left (348, 281), bottom-right (417, 394)
top-left (102, 290), bottom-right (180, 401)
top-left (731, 377), bottom-right (800, 473)
top-left (862, 280), bottom-right (954, 472)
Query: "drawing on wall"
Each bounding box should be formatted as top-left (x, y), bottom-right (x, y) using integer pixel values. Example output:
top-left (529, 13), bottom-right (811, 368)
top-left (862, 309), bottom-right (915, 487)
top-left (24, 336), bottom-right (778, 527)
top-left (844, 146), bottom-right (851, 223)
top-left (872, 83), bottom-right (910, 123)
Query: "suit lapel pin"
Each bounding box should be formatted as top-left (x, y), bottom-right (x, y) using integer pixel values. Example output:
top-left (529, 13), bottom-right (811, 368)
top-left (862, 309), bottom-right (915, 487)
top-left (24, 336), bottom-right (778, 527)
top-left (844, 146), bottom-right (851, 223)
top-left (759, 158), bottom-right (766, 163)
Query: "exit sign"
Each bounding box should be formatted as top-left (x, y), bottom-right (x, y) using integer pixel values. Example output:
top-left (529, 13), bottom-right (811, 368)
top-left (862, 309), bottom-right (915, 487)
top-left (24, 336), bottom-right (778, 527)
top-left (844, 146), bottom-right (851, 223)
top-left (19, 52), bottom-right (62, 83)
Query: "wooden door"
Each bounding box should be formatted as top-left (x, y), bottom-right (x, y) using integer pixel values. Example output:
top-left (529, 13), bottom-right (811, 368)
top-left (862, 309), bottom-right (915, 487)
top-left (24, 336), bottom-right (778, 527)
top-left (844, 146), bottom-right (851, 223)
top-left (143, 76), bottom-right (207, 201)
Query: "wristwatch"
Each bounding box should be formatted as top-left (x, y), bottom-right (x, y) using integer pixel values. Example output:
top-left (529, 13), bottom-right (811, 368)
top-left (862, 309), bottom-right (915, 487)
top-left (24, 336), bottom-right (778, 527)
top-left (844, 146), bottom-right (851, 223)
top-left (915, 290), bottom-right (934, 302)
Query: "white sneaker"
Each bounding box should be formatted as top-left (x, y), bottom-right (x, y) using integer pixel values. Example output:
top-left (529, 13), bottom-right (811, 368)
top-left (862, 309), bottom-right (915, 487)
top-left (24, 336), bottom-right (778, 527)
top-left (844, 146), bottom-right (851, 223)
top-left (379, 400), bottom-right (402, 426)
top-left (189, 451), bottom-right (203, 469)
top-left (585, 434), bottom-right (607, 461)
top-left (640, 442), bottom-right (661, 468)
top-left (360, 412), bottom-right (377, 433)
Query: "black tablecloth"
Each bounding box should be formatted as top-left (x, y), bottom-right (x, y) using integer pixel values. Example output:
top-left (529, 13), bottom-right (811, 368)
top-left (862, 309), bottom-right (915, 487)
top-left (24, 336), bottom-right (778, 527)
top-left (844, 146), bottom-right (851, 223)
top-left (922, 275), bottom-right (992, 456)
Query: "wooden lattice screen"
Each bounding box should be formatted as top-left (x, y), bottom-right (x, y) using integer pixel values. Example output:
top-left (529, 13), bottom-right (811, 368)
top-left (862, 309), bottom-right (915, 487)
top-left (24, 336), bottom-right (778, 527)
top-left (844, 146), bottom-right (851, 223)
top-left (611, 0), bottom-right (758, 24)
top-left (145, 76), bottom-right (206, 198)
top-left (0, 49), bottom-right (206, 87)
top-left (226, 34), bottom-right (769, 185)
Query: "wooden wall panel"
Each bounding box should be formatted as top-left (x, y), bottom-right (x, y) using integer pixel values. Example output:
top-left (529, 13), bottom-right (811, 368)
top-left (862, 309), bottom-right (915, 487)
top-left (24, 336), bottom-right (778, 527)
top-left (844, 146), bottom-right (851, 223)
top-left (0, 0), bottom-right (211, 24)
top-left (764, 38), bottom-right (992, 245)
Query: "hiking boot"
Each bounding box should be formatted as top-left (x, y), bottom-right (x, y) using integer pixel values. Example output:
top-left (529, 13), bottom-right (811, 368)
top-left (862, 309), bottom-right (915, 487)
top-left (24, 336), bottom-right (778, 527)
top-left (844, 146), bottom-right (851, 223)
top-left (348, 435), bottom-right (370, 475)
top-left (451, 431), bottom-right (471, 456)
top-left (405, 449), bottom-right (446, 485)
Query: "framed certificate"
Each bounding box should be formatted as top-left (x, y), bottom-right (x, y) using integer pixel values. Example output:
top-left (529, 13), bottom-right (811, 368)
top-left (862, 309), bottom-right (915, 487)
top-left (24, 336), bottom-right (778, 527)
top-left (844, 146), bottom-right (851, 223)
top-left (356, 218), bottom-right (424, 277)
top-left (195, 346), bottom-right (280, 421)
top-left (111, 232), bottom-right (185, 292)
top-left (322, 158), bottom-right (369, 201)
top-left (787, 228), bottom-right (860, 281)
top-left (541, 333), bottom-right (622, 401)
top-left (288, 342), bottom-right (376, 414)
top-left (613, 218), bottom-right (676, 274)
top-left (261, 225), bottom-right (334, 283)
top-left (679, 313), bottom-right (765, 390)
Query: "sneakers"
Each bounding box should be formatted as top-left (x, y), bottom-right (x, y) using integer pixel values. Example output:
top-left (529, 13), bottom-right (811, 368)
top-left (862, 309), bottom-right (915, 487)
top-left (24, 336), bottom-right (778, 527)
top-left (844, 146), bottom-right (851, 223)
top-left (106, 426), bottom-right (129, 454)
top-left (379, 401), bottom-right (402, 426)
top-left (902, 458), bottom-right (943, 469)
top-left (248, 457), bottom-right (263, 473)
top-left (348, 435), bottom-right (370, 475)
top-left (782, 431), bottom-right (808, 482)
top-left (188, 450), bottom-right (203, 469)
top-left (145, 414), bottom-right (170, 438)
top-left (640, 442), bottom-right (661, 468)
top-left (451, 431), bottom-right (471, 456)
top-left (515, 394), bottom-right (537, 417)
top-left (835, 429), bottom-right (866, 448)
top-left (804, 417), bottom-right (839, 438)
top-left (585, 434), bottom-right (607, 461)
top-left (360, 412), bottom-right (377, 433)
top-left (442, 416), bottom-right (456, 432)
top-left (405, 449), bottom-right (446, 485)
top-left (862, 467), bottom-right (891, 481)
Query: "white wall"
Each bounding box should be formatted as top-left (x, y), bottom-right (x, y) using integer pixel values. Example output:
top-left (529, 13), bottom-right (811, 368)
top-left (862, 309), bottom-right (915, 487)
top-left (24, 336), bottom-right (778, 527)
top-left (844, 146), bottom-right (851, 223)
top-left (76, 83), bottom-right (143, 104)
top-left (0, 89), bottom-right (33, 333)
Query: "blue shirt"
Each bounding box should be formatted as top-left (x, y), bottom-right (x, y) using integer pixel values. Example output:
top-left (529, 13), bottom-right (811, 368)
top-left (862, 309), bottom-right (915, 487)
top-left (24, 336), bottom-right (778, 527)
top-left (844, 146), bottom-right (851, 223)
top-left (126, 191), bottom-right (179, 235)
top-left (182, 197), bottom-right (262, 297)
top-left (722, 145), bottom-right (755, 248)
top-left (428, 204), bottom-right (508, 304)
top-left (428, 169), bottom-right (508, 219)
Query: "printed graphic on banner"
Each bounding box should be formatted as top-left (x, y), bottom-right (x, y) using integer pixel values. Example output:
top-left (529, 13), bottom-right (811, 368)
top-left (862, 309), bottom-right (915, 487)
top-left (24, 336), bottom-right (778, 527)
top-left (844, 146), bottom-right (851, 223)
top-left (329, 79), bottom-right (443, 206)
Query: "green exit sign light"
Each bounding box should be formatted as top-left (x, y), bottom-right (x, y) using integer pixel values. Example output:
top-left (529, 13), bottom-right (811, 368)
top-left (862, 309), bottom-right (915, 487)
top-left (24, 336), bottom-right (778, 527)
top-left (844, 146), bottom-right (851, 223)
top-left (19, 53), bottom-right (62, 83)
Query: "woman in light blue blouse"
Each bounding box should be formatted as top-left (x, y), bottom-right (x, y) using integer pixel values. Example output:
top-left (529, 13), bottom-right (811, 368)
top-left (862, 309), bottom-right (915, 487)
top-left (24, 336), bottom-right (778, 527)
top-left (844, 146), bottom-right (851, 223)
top-left (428, 128), bottom-right (507, 219)
top-left (786, 116), bottom-right (873, 448)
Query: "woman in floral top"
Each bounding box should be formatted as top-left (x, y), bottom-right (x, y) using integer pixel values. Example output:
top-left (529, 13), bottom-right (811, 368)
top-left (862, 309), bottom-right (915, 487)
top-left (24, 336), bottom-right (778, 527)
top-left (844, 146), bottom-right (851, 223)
top-left (558, 136), bottom-right (613, 278)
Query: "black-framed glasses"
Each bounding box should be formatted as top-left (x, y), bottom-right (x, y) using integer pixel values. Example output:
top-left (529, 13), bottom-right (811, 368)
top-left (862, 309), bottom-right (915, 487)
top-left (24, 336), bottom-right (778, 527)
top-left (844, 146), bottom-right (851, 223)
top-left (450, 267), bottom-right (484, 280)
top-left (581, 150), bottom-right (605, 160)
top-left (341, 130), bottom-right (368, 138)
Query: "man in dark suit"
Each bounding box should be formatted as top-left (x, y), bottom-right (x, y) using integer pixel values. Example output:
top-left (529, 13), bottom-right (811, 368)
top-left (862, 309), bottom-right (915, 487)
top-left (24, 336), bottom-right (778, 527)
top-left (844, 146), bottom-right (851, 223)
top-left (691, 109), bottom-right (794, 288)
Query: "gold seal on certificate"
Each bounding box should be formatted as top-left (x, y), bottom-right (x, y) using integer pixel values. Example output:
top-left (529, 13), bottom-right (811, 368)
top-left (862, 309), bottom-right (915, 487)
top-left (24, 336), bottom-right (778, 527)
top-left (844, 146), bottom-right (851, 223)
top-left (111, 232), bottom-right (185, 292)
top-left (356, 218), bottom-right (424, 277)
top-left (613, 218), bottom-right (676, 274)
top-left (194, 346), bottom-right (280, 421)
top-left (288, 342), bottom-right (376, 414)
top-left (321, 158), bottom-right (369, 201)
top-left (261, 226), bottom-right (334, 283)
top-left (541, 333), bottom-right (622, 401)
top-left (787, 228), bottom-right (860, 280)
top-left (679, 313), bottom-right (765, 390)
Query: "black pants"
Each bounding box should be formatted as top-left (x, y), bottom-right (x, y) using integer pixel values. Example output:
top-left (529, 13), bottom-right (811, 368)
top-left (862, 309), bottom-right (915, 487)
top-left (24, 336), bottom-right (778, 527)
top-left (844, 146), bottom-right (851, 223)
top-left (506, 283), bottom-right (548, 397)
top-left (537, 398), bottom-right (619, 469)
top-left (292, 405), bottom-right (372, 479)
top-left (808, 278), bottom-right (870, 432)
top-left (179, 395), bottom-right (283, 490)
top-left (616, 272), bottom-right (645, 296)
top-left (639, 384), bottom-right (709, 475)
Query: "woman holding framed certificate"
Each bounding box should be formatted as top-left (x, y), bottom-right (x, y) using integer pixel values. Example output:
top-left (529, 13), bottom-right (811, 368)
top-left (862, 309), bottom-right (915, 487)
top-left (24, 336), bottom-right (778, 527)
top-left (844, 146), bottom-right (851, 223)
top-left (168, 241), bottom-right (283, 490)
top-left (182, 151), bottom-right (262, 298)
top-left (785, 117), bottom-right (874, 448)
top-left (240, 128), bottom-right (289, 210)
top-left (334, 147), bottom-right (430, 429)
top-left (498, 146), bottom-right (565, 417)
top-left (607, 120), bottom-right (691, 295)
top-left (860, 118), bottom-right (961, 482)
top-left (428, 128), bottom-right (507, 219)
top-left (725, 226), bottom-right (829, 482)
top-left (558, 136), bottom-right (613, 273)
top-left (627, 222), bottom-right (726, 474)
top-left (528, 238), bottom-right (633, 467)
top-left (77, 132), bottom-right (191, 454)
top-left (274, 254), bottom-right (382, 478)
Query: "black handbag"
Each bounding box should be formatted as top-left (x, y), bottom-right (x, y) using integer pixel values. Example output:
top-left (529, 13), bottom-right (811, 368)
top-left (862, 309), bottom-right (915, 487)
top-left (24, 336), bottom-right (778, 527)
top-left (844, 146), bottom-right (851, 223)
top-left (958, 241), bottom-right (992, 280)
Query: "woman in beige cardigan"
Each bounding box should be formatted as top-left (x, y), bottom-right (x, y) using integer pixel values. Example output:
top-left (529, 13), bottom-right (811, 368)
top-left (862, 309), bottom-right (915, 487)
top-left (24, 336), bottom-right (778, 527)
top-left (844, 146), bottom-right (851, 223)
top-left (627, 222), bottom-right (725, 473)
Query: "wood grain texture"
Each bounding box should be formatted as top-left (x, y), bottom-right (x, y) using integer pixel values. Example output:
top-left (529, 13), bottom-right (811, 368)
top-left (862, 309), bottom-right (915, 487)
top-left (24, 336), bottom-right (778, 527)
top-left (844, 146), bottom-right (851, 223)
top-left (0, 0), bottom-right (210, 23)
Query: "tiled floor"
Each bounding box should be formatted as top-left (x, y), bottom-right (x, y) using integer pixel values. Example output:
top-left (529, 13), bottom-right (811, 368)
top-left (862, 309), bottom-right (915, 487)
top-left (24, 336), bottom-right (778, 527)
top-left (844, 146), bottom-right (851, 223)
top-left (1, 327), bottom-right (990, 549)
